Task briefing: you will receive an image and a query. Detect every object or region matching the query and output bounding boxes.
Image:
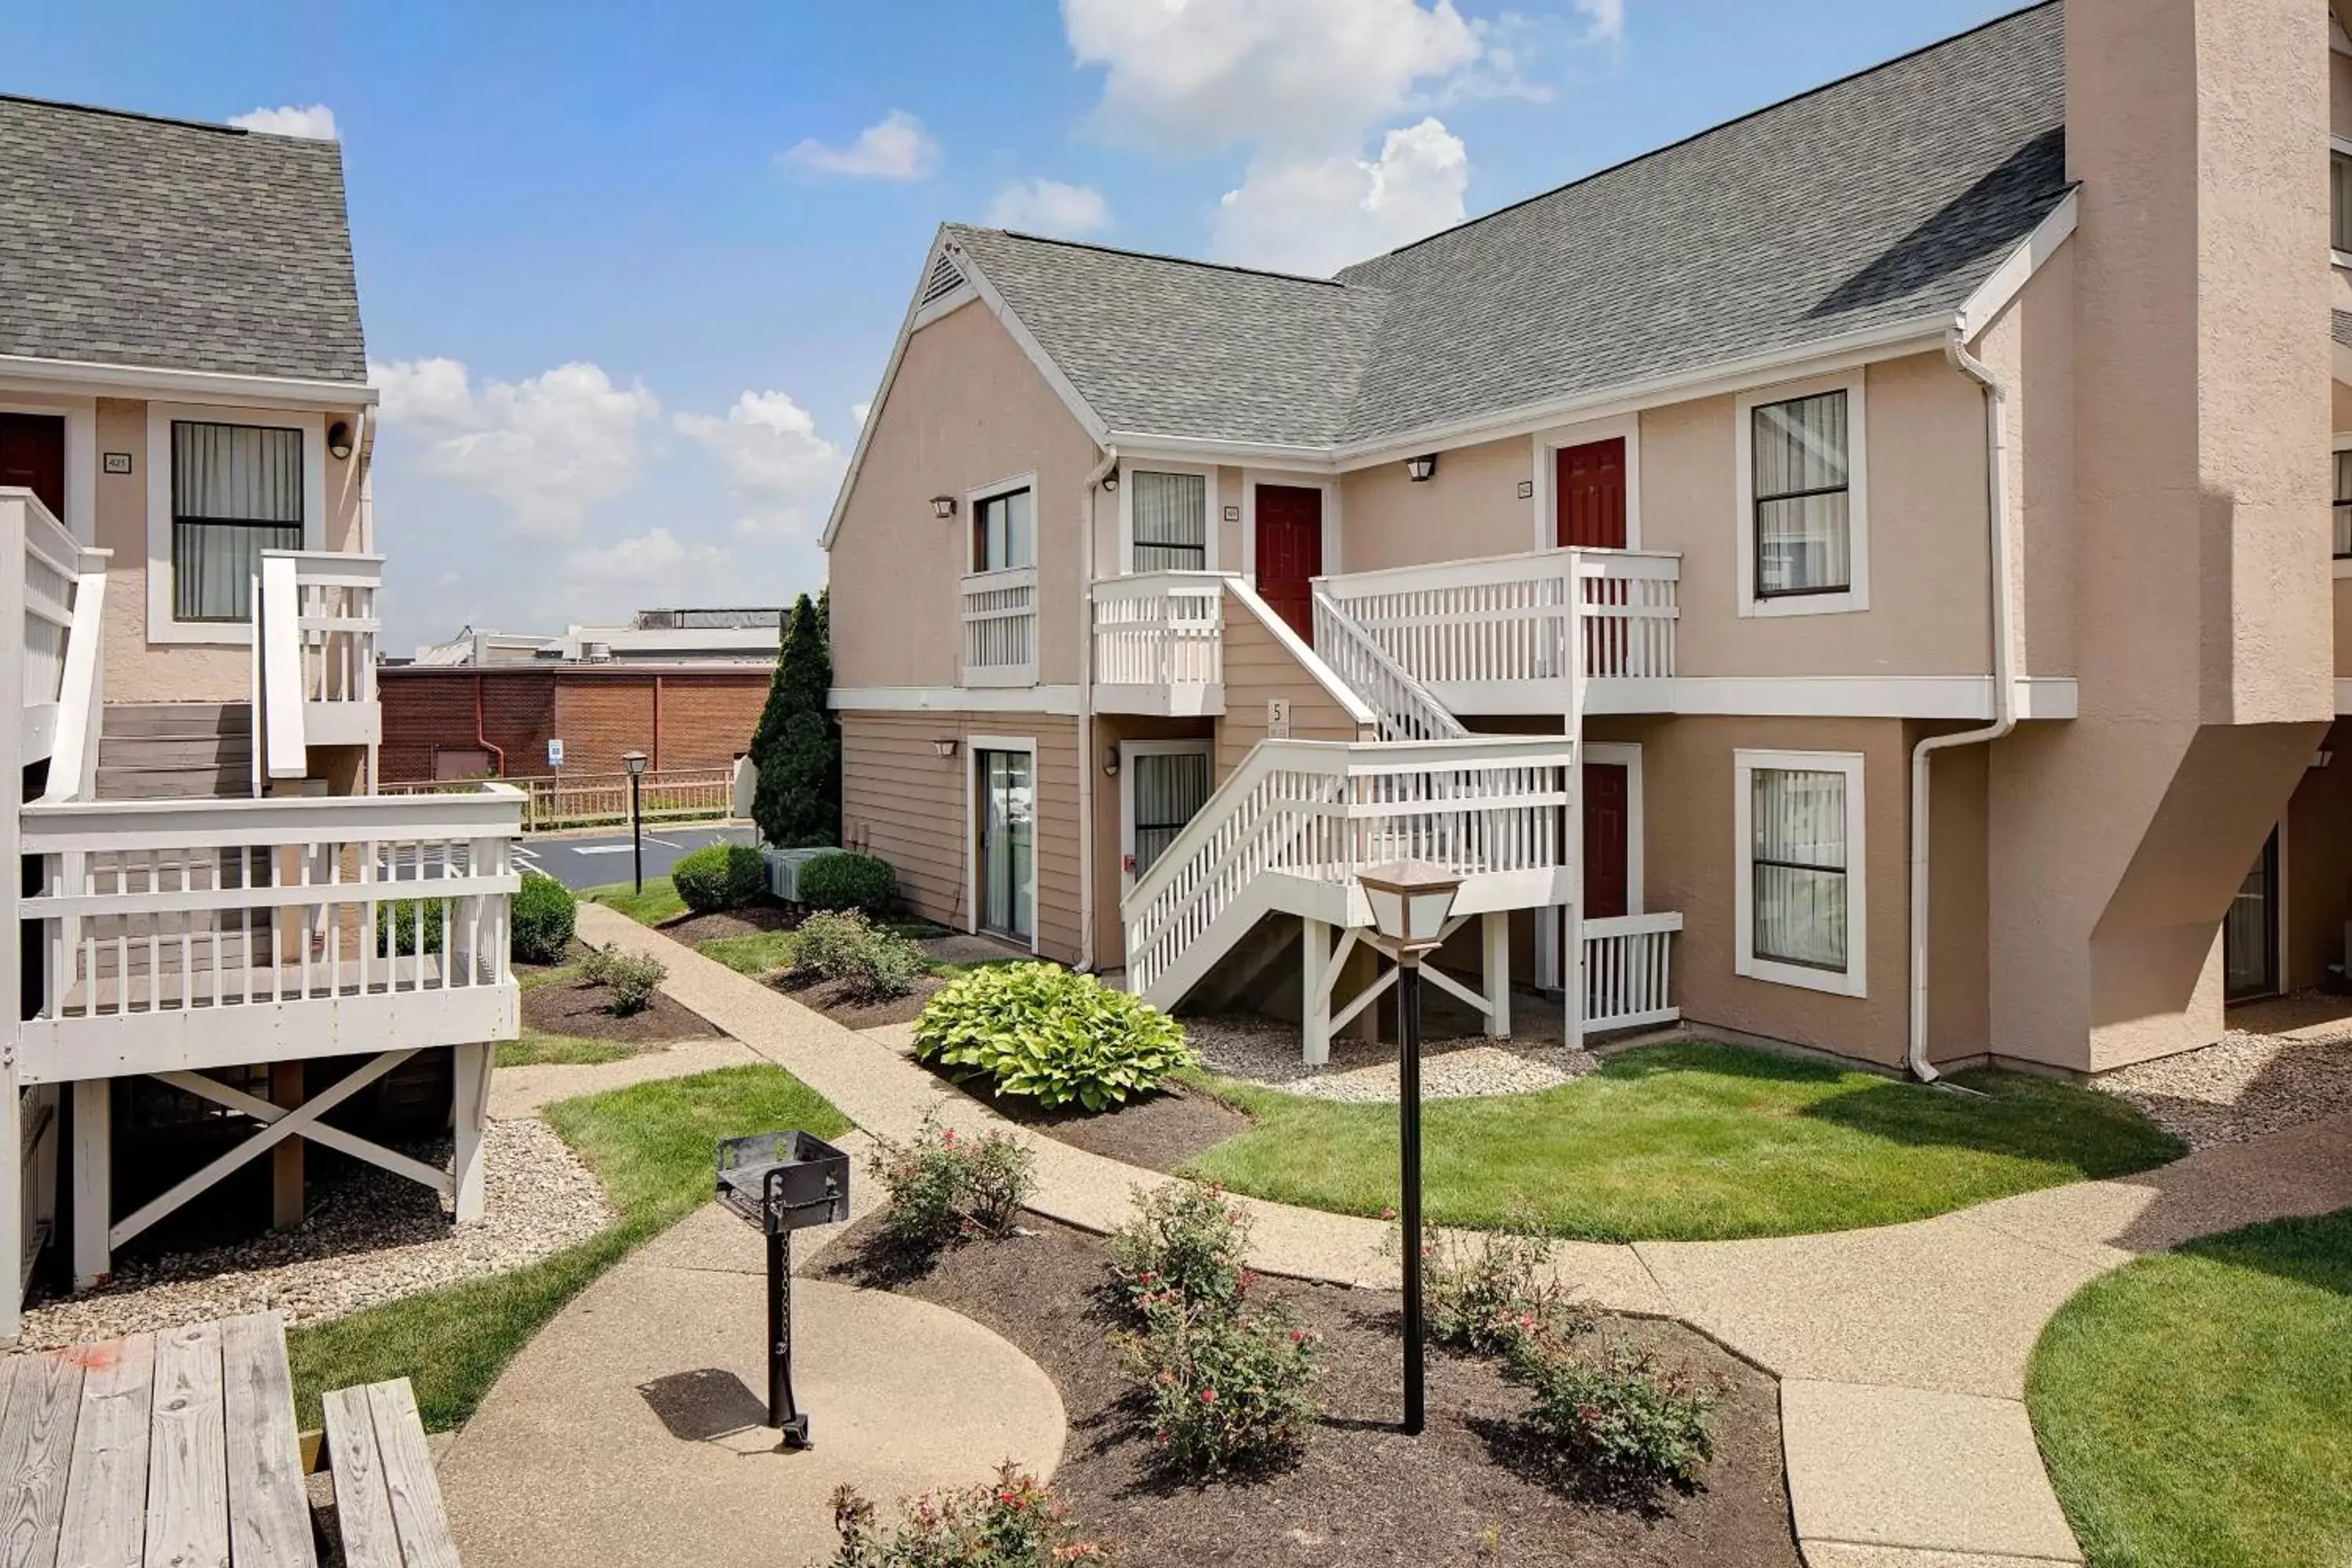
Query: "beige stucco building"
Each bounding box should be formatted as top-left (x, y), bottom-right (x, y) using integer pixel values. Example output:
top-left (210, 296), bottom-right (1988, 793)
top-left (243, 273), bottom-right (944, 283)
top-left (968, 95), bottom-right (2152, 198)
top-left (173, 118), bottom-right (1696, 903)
top-left (825, 0), bottom-right (2352, 1082)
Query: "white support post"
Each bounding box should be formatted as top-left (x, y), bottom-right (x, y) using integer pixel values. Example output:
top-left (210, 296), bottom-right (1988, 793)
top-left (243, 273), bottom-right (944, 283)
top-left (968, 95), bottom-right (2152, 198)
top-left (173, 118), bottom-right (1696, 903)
top-left (2, 499), bottom-right (26, 1344)
top-left (1533, 907), bottom-right (1563, 993)
top-left (452, 1042), bottom-right (492, 1224)
top-left (0, 1058), bottom-right (16, 1347)
top-left (1301, 919), bottom-right (1334, 1067)
top-left (72, 1078), bottom-right (109, 1289)
top-left (1482, 910), bottom-right (1512, 1040)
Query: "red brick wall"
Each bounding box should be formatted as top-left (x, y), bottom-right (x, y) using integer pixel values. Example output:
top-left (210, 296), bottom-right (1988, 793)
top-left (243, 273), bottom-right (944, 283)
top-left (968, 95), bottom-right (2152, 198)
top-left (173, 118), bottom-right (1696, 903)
top-left (379, 667), bottom-right (769, 782)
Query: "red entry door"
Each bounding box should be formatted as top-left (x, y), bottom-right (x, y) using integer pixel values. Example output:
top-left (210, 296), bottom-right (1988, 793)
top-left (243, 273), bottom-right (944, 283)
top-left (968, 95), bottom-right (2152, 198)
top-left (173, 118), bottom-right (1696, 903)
top-left (1555, 437), bottom-right (1628, 550)
top-left (1582, 762), bottom-right (1629, 920)
top-left (1254, 484), bottom-right (1324, 639)
top-left (0, 413), bottom-right (67, 523)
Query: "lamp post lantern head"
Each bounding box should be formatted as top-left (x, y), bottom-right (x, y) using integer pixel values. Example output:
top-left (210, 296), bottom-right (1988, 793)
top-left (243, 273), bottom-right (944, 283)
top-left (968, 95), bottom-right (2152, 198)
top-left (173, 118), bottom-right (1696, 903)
top-left (1357, 858), bottom-right (1462, 963)
top-left (621, 750), bottom-right (649, 778)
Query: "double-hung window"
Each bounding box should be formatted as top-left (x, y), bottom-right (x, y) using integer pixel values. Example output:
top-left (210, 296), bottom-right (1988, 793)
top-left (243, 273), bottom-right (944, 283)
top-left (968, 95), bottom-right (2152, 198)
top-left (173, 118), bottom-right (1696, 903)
top-left (1738, 372), bottom-right (1867, 614)
top-left (2334, 445), bottom-right (2352, 562)
top-left (972, 485), bottom-right (1035, 573)
top-left (1735, 750), bottom-right (1867, 996)
top-left (1130, 470), bottom-right (1209, 572)
top-left (172, 420), bottom-right (305, 622)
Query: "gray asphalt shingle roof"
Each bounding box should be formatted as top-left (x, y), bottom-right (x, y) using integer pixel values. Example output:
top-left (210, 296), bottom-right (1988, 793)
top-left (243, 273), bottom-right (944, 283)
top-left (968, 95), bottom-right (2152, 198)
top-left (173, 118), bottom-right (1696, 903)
top-left (0, 96), bottom-right (366, 383)
top-left (946, 2), bottom-right (2069, 449)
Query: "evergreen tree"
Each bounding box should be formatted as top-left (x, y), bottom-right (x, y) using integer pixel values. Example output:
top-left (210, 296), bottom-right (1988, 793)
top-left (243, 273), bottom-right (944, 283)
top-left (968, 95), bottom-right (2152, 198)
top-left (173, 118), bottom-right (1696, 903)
top-left (749, 590), bottom-right (841, 847)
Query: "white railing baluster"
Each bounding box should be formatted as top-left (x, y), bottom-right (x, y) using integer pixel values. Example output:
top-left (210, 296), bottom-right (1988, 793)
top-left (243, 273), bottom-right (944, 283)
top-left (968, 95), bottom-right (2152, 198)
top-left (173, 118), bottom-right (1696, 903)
top-left (1579, 913), bottom-right (1684, 1033)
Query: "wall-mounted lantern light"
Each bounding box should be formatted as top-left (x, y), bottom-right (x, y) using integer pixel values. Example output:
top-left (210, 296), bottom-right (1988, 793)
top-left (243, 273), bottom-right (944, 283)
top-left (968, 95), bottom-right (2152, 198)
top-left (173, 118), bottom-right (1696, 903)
top-left (327, 420), bottom-right (354, 460)
top-left (931, 495), bottom-right (959, 519)
top-left (933, 737), bottom-right (960, 759)
top-left (1101, 470), bottom-right (1120, 492)
top-left (1101, 746), bottom-right (1120, 777)
top-left (1405, 453), bottom-right (1439, 483)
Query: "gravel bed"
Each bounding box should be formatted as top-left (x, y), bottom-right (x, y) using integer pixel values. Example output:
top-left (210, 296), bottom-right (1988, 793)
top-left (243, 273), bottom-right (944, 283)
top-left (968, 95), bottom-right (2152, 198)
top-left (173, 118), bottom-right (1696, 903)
top-left (2097, 1020), bottom-right (2352, 1150)
top-left (1186, 1011), bottom-right (1602, 1102)
top-left (18, 1119), bottom-right (612, 1350)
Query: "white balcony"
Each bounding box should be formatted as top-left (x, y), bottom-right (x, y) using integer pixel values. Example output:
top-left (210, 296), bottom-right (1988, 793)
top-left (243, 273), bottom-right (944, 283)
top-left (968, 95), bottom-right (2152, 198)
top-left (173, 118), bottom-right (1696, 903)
top-left (960, 566), bottom-right (1037, 688)
top-left (256, 550), bottom-right (383, 778)
top-left (1093, 572), bottom-right (1225, 715)
top-left (1317, 547), bottom-right (1680, 716)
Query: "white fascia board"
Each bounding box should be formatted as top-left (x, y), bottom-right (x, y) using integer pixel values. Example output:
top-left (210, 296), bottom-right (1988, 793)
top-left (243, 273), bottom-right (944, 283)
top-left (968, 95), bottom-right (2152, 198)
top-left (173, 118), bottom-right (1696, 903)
top-left (1954, 189), bottom-right (2080, 341)
top-left (1105, 431), bottom-right (1341, 470)
top-left (829, 684), bottom-right (1083, 716)
top-left (0, 352), bottom-right (377, 410)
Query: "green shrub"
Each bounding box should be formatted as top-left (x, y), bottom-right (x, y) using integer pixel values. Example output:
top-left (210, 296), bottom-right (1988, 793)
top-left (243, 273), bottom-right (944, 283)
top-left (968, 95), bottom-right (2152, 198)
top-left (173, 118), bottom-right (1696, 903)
top-left (671, 843), bottom-right (768, 914)
top-left (1108, 1182), bottom-right (1250, 1323)
top-left (866, 1114), bottom-right (1035, 1254)
top-left (1505, 1329), bottom-right (1716, 1490)
top-left (826, 1463), bottom-right (1105, 1566)
top-left (1122, 1296), bottom-right (1320, 1475)
top-left (793, 911), bottom-right (925, 1001)
top-left (580, 943), bottom-right (666, 1015)
top-left (376, 898), bottom-right (445, 957)
top-left (510, 872), bottom-right (577, 964)
top-left (913, 964), bottom-right (1196, 1112)
top-left (798, 851), bottom-right (896, 916)
top-left (1413, 1216), bottom-right (1595, 1358)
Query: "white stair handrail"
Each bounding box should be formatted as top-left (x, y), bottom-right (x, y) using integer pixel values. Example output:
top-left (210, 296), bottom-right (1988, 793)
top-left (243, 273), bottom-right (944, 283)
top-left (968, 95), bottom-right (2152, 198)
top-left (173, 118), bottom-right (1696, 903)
top-left (40, 553), bottom-right (109, 803)
top-left (256, 554), bottom-right (307, 780)
top-left (1311, 590), bottom-right (1468, 742)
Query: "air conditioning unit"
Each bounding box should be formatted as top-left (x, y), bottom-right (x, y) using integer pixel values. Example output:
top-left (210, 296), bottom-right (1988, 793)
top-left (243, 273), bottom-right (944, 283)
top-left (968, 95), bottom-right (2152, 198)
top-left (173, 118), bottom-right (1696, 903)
top-left (583, 640), bottom-right (613, 662)
top-left (766, 847), bottom-right (838, 902)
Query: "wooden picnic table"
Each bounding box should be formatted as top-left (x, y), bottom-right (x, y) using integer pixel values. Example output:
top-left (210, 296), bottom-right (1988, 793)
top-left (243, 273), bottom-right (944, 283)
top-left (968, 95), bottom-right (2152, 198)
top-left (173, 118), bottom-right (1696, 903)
top-left (0, 1309), bottom-right (322, 1568)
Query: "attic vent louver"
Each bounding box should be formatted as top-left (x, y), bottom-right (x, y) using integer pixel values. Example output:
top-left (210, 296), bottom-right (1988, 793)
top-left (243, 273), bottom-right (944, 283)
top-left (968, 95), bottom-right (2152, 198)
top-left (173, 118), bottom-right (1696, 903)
top-left (919, 252), bottom-right (967, 307)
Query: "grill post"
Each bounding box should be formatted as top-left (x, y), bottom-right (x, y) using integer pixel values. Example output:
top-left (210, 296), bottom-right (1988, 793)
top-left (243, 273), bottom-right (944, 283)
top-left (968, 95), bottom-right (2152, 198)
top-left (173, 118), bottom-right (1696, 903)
top-left (716, 1130), bottom-right (848, 1452)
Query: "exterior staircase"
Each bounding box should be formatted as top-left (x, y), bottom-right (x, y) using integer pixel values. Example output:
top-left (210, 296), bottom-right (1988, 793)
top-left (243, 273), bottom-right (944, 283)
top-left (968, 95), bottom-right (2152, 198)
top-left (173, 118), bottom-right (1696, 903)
top-left (94, 703), bottom-right (254, 800)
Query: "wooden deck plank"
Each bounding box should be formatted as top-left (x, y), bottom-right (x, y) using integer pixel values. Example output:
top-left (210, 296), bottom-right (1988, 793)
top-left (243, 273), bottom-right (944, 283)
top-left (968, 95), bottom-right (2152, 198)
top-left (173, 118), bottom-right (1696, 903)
top-left (143, 1322), bottom-right (227, 1568)
top-left (366, 1383), bottom-right (456, 1568)
top-left (217, 1315), bottom-right (315, 1568)
top-left (0, 1348), bottom-right (87, 1568)
top-left (57, 1333), bottom-right (155, 1568)
top-left (318, 1390), bottom-right (397, 1568)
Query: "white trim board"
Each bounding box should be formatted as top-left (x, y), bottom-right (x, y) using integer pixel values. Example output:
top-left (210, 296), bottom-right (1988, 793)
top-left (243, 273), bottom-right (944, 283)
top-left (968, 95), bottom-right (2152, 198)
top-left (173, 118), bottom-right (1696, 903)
top-left (1669, 675), bottom-right (2078, 721)
top-left (0, 394), bottom-right (96, 543)
top-left (1118, 738), bottom-right (1215, 898)
top-left (1530, 411), bottom-right (1641, 554)
top-left (1954, 190), bottom-right (2078, 339)
top-left (1733, 747), bottom-right (1868, 1000)
top-left (1118, 459), bottom-right (1220, 575)
top-left (144, 401), bottom-right (328, 647)
top-left (1239, 471), bottom-right (1342, 585)
top-left (829, 684), bottom-right (1083, 716)
top-left (1734, 367), bottom-right (1871, 619)
top-left (0, 353), bottom-right (376, 411)
top-left (1582, 741), bottom-right (1646, 914)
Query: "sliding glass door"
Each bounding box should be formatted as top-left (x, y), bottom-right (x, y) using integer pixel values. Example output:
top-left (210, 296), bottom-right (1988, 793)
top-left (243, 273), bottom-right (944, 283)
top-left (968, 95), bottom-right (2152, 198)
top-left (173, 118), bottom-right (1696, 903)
top-left (2223, 827), bottom-right (2280, 1002)
top-left (977, 748), bottom-right (1033, 943)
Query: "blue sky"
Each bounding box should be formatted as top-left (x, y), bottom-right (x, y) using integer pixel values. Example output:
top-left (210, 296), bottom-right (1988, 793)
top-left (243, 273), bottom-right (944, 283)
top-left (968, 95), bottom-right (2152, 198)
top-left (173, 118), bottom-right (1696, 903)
top-left (13, 0), bottom-right (2021, 654)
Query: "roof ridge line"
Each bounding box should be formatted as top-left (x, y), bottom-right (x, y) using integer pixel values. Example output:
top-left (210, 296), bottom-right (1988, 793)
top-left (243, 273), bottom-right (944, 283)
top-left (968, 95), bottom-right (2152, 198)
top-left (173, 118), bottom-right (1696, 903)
top-left (951, 224), bottom-right (1357, 289)
top-left (0, 91), bottom-right (249, 136)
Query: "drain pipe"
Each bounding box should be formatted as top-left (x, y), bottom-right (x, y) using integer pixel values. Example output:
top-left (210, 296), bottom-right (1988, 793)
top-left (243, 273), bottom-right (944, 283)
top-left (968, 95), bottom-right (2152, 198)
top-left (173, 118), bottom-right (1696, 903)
top-left (474, 672), bottom-right (507, 779)
top-left (1076, 444), bottom-right (1119, 973)
top-left (1911, 322), bottom-right (2020, 1081)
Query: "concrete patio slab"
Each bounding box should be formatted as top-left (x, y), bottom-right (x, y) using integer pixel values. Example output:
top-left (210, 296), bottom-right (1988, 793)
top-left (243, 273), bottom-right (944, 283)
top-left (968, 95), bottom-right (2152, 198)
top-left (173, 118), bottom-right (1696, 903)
top-left (1780, 1381), bottom-right (2080, 1563)
top-left (1803, 1546), bottom-right (2084, 1568)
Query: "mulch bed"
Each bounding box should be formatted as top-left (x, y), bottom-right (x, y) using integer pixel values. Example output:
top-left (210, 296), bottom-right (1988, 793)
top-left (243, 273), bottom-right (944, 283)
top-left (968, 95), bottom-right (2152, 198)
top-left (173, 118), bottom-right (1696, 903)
top-left (825, 1215), bottom-right (1800, 1568)
top-left (658, 903), bottom-right (799, 946)
top-left (775, 969), bottom-right (952, 1030)
top-left (966, 1079), bottom-right (1250, 1172)
top-left (520, 975), bottom-right (725, 1044)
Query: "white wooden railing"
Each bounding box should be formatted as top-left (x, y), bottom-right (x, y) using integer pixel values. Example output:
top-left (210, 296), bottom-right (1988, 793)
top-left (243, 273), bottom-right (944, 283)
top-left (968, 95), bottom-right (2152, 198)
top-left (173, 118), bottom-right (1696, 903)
top-left (1317, 548), bottom-right (1680, 707)
top-left (256, 550), bottom-right (383, 777)
top-left (960, 566), bottom-right (1037, 687)
top-left (16, 784), bottom-right (524, 1079)
top-left (1580, 911), bottom-right (1683, 1039)
top-left (1312, 590), bottom-right (1466, 742)
top-left (5, 488), bottom-right (107, 772)
top-left (1122, 736), bottom-right (1574, 1003)
top-left (1093, 572), bottom-right (1223, 702)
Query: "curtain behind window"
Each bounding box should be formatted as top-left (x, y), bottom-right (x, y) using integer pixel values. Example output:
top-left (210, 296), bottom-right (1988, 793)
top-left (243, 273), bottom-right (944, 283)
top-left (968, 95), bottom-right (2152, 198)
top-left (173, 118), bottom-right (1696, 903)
top-left (1131, 749), bottom-right (1213, 877)
top-left (1751, 767), bottom-right (1848, 971)
top-left (1752, 390), bottom-right (1850, 596)
top-left (2334, 450), bottom-right (2352, 560)
top-left (1132, 470), bottom-right (1207, 572)
top-left (172, 421), bottom-right (304, 621)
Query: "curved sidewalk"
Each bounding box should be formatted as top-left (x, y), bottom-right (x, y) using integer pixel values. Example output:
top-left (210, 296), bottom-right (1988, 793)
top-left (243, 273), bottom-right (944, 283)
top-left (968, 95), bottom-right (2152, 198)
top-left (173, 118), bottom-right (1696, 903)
top-left (577, 902), bottom-right (2352, 1568)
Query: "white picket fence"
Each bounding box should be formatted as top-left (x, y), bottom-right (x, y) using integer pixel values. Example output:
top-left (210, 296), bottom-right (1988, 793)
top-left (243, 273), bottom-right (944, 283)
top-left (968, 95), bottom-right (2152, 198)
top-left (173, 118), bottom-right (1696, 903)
top-left (1581, 912), bottom-right (1684, 1036)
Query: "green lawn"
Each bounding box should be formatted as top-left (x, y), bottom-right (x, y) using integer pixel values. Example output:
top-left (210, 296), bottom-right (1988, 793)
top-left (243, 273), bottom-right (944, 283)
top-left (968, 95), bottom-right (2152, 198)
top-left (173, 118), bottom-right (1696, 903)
top-left (584, 876), bottom-right (685, 925)
top-left (2027, 1210), bottom-right (2352, 1568)
top-left (1181, 1041), bottom-right (2184, 1242)
top-left (286, 1065), bottom-right (848, 1432)
top-left (495, 1030), bottom-right (636, 1068)
top-left (699, 928), bottom-right (800, 975)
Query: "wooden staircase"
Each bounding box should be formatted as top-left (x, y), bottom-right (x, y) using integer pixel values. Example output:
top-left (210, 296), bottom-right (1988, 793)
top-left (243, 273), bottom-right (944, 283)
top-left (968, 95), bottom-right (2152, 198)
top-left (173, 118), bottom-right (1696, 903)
top-left (95, 702), bottom-right (253, 800)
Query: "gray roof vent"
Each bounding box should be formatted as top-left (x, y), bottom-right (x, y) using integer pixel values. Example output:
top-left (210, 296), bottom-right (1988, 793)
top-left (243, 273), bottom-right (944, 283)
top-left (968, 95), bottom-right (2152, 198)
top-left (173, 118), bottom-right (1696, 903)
top-left (919, 250), bottom-right (967, 307)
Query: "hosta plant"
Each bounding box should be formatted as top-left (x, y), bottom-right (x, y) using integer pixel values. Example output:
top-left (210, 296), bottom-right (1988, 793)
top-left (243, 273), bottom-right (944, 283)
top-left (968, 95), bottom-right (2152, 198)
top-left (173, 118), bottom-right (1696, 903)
top-left (913, 964), bottom-right (1194, 1112)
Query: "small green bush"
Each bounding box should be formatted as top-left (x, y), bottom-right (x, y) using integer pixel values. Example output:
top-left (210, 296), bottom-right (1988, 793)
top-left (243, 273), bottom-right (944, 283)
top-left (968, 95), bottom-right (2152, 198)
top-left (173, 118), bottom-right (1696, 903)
top-left (826, 1463), bottom-right (1106, 1566)
top-left (1412, 1216), bottom-right (1595, 1358)
top-left (798, 851), bottom-right (896, 916)
top-left (510, 872), bottom-right (577, 964)
top-left (671, 843), bottom-right (769, 914)
top-left (1108, 1182), bottom-right (1250, 1323)
top-left (376, 898), bottom-right (445, 957)
top-left (793, 910), bottom-right (925, 1001)
top-left (1122, 1296), bottom-right (1321, 1475)
top-left (580, 943), bottom-right (666, 1015)
top-left (1505, 1329), bottom-right (1717, 1490)
top-left (866, 1114), bottom-right (1035, 1254)
top-left (913, 964), bottom-right (1196, 1112)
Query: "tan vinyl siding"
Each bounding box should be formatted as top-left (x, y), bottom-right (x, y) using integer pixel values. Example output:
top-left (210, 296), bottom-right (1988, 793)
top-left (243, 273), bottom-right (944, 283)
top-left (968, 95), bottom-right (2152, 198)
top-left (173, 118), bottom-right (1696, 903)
top-left (1214, 590), bottom-right (1371, 779)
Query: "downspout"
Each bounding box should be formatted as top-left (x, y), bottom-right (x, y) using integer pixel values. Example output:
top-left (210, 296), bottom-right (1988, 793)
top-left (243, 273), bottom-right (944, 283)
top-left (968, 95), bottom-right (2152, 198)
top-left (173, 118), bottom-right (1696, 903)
top-left (1911, 321), bottom-right (2019, 1081)
top-left (1076, 444), bottom-right (1119, 973)
top-left (474, 672), bottom-right (507, 779)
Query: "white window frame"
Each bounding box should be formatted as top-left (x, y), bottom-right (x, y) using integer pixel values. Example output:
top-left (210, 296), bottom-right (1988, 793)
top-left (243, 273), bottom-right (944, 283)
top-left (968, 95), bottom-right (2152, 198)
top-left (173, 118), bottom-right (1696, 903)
top-left (1239, 470), bottom-right (1341, 586)
top-left (0, 392), bottom-right (96, 543)
top-left (1118, 737), bottom-right (1214, 895)
top-left (1530, 411), bottom-right (1642, 554)
top-left (1581, 741), bottom-right (1646, 914)
top-left (1733, 747), bottom-right (1867, 998)
top-left (1118, 459), bottom-right (1219, 575)
top-left (2332, 434), bottom-right (2352, 579)
top-left (146, 401), bottom-right (326, 645)
top-left (2331, 137), bottom-right (2352, 270)
top-left (967, 732), bottom-right (1041, 955)
top-left (965, 469), bottom-right (1039, 576)
top-left (1735, 368), bottom-right (1870, 618)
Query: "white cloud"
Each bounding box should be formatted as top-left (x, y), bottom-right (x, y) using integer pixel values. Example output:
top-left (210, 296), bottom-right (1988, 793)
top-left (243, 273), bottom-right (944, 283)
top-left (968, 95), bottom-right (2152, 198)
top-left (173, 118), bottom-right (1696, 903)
top-left (1573, 0), bottom-right (1625, 44)
top-left (986, 178), bottom-right (1111, 238)
top-left (782, 110), bottom-right (939, 180)
top-left (672, 390), bottom-right (848, 540)
top-left (230, 103), bottom-right (338, 140)
top-left (1213, 118), bottom-right (1468, 276)
top-left (368, 357), bottom-right (661, 539)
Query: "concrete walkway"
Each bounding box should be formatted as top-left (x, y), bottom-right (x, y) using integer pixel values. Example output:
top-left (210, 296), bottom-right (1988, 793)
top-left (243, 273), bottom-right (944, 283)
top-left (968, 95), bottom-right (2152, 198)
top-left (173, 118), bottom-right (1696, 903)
top-left (570, 904), bottom-right (2352, 1567)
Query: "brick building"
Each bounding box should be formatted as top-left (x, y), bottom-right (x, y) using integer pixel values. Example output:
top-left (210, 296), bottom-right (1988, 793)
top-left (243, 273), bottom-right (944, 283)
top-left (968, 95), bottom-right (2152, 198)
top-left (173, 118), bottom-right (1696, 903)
top-left (378, 663), bottom-right (772, 782)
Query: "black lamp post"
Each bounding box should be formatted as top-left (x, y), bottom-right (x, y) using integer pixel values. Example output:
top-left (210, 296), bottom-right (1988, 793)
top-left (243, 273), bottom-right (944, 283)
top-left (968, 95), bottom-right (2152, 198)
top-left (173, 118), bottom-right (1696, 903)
top-left (1356, 858), bottom-right (1462, 1437)
top-left (622, 750), bottom-right (649, 895)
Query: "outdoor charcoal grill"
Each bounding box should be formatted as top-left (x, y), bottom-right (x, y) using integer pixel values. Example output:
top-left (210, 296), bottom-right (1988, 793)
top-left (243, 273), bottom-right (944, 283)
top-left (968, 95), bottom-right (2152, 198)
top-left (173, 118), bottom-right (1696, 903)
top-left (716, 1130), bottom-right (850, 1447)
